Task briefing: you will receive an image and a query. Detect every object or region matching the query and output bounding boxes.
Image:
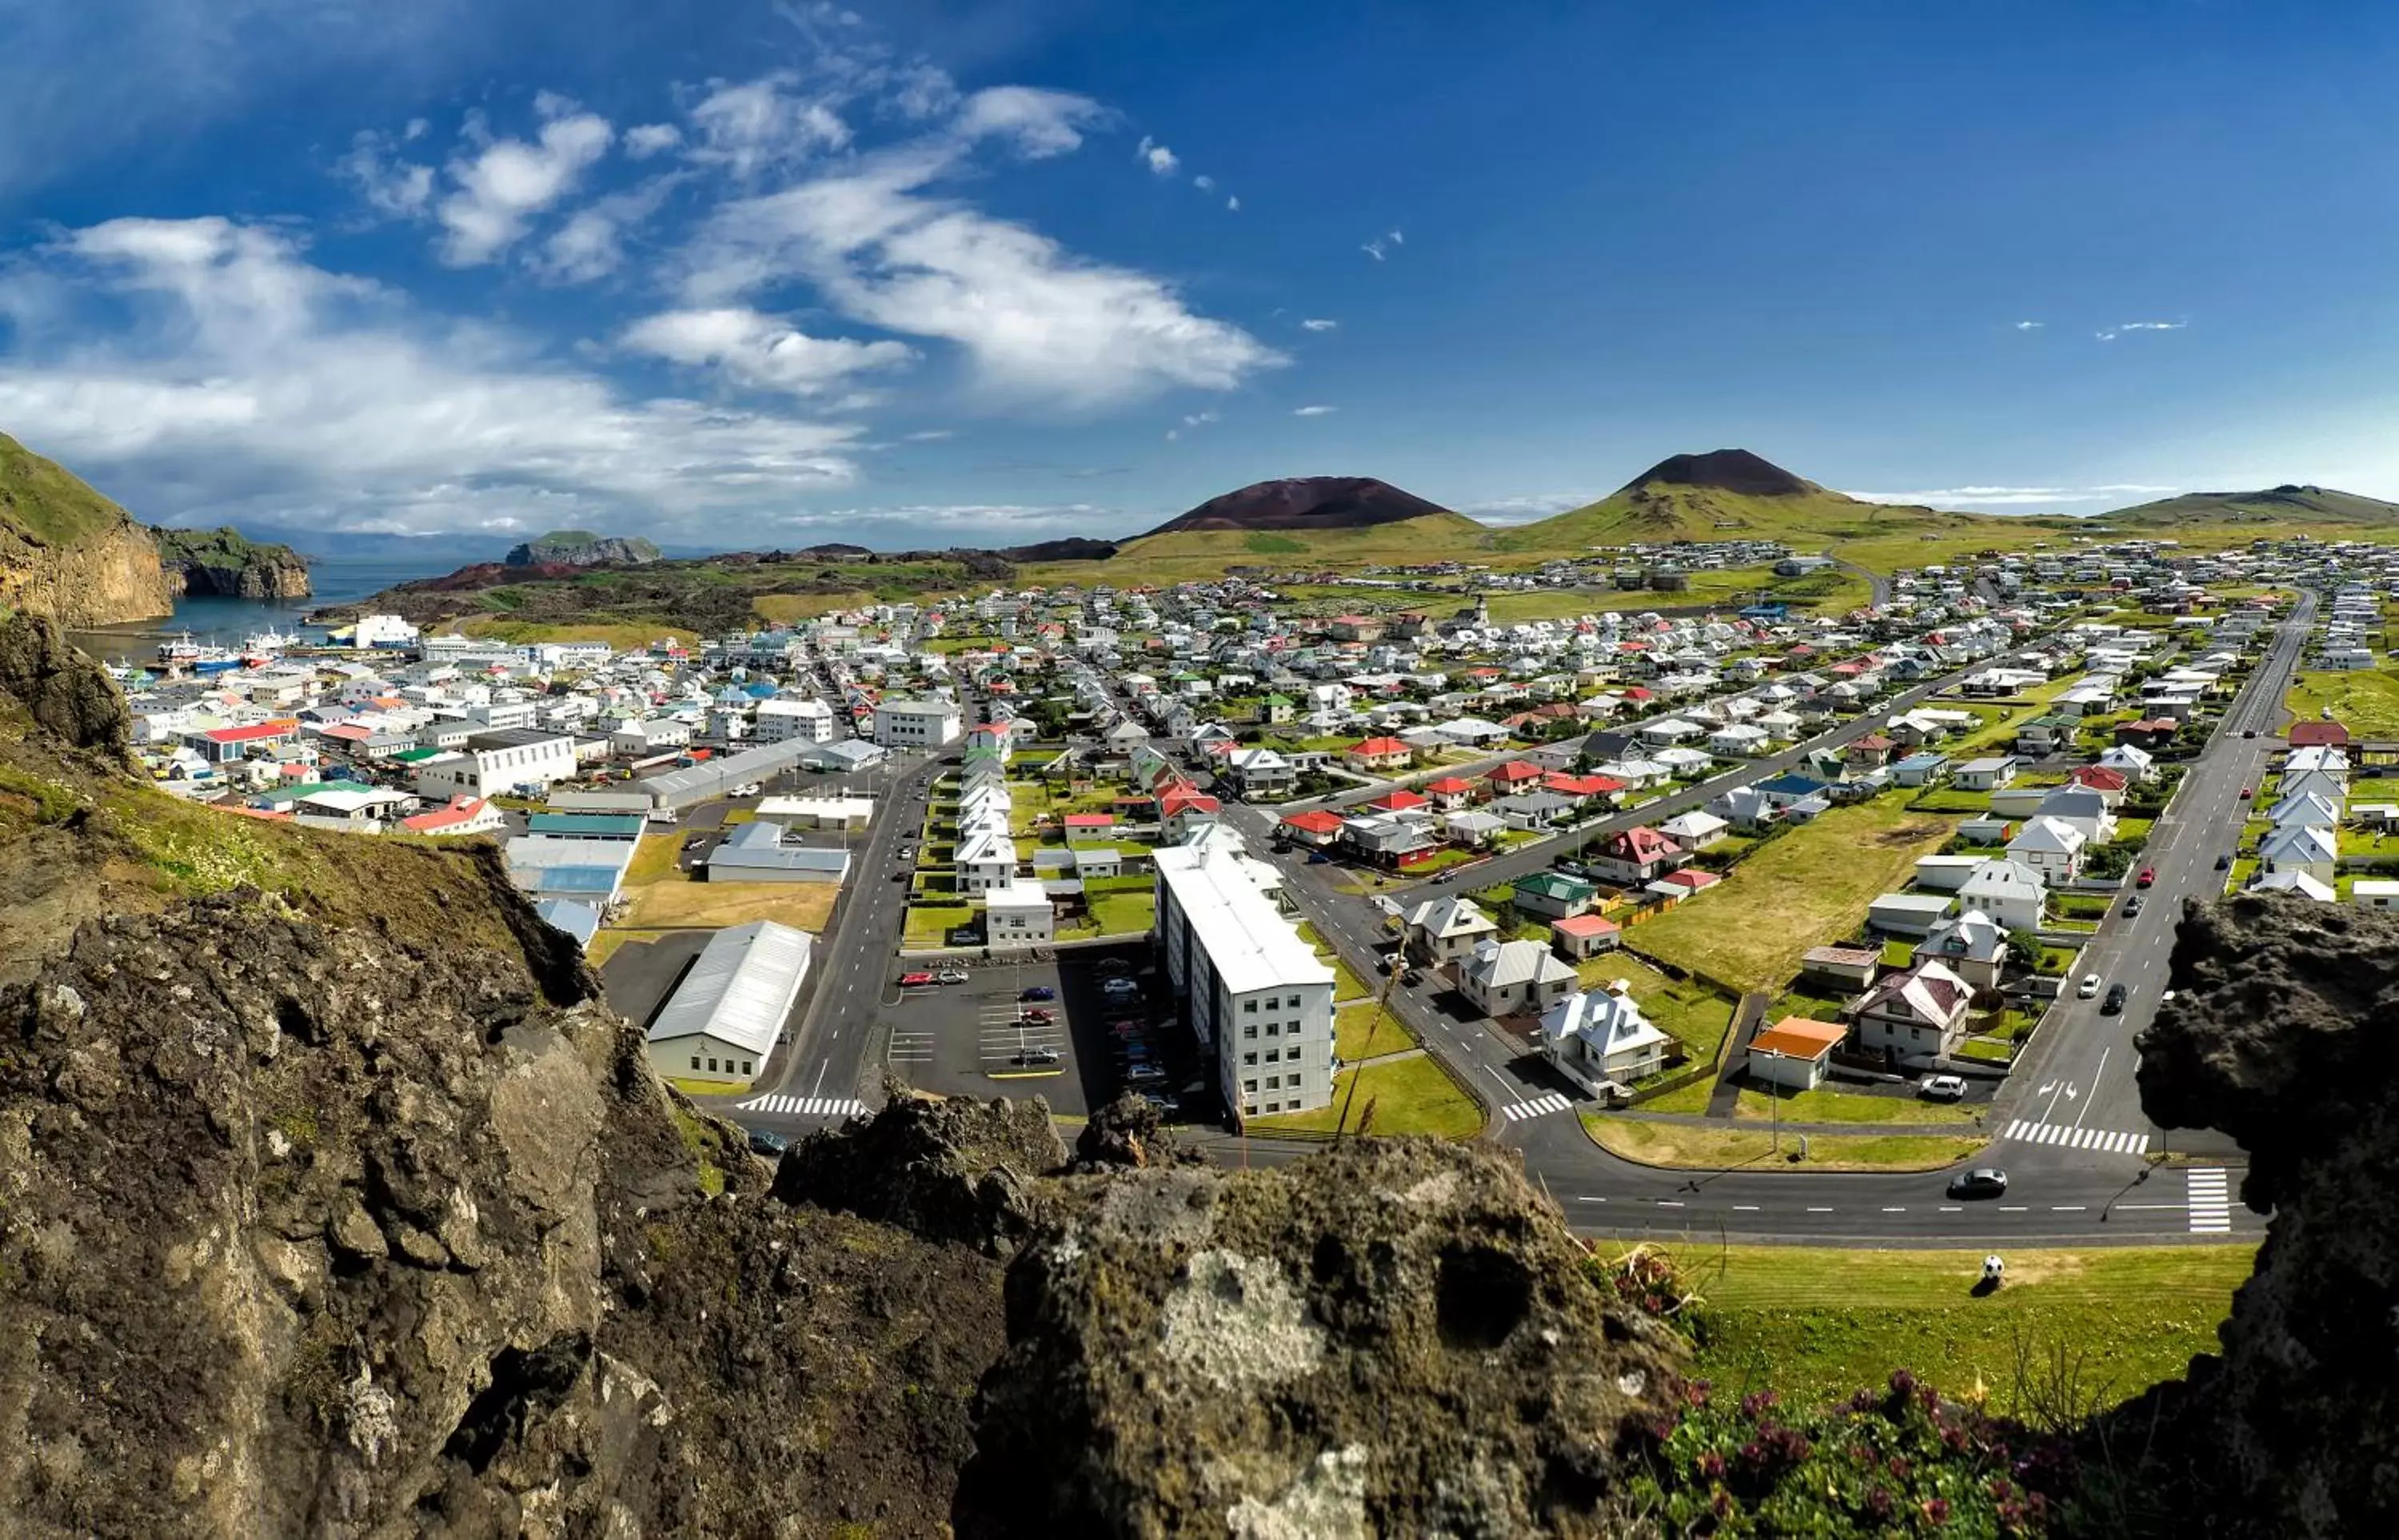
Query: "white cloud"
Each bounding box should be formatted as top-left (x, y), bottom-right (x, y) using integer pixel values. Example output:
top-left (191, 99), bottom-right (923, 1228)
top-left (2096, 320), bottom-right (2187, 341)
top-left (533, 174), bottom-right (685, 284)
top-left (1291, 404), bottom-right (1335, 417)
top-left (1849, 485), bottom-right (2180, 507)
top-left (1387, 229), bottom-right (1403, 245)
top-left (336, 128), bottom-right (435, 217)
top-left (622, 306), bottom-right (914, 397)
top-left (1192, 174), bottom-right (1215, 191)
top-left (437, 102), bottom-right (614, 266)
top-left (952, 86), bottom-right (1103, 158)
top-left (1136, 134), bottom-right (1180, 177)
top-left (2014, 320), bottom-right (2044, 331)
top-left (0, 217), bottom-right (861, 537)
top-left (1226, 195), bottom-right (1239, 211)
top-left (1300, 317), bottom-right (1337, 332)
top-left (1362, 239), bottom-right (1387, 261)
top-left (625, 123), bottom-right (684, 159)
top-left (779, 500), bottom-right (1120, 536)
top-left (686, 73), bottom-right (850, 178)
top-left (902, 428), bottom-right (954, 441)
top-left (1467, 491), bottom-right (1596, 524)
top-left (676, 119), bottom-right (1283, 408)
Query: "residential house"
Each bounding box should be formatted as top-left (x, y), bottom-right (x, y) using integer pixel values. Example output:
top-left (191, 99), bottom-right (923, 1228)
top-left (1657, 809), bottom-right (1730, 852)
top-left (1957, 858), bottom-right (2047, 932)
top-left (2006, 816), bottom-right (2087, 886)
top-left (1459, 938), bottom-right (1581, 1018)
top-left (1540, 981), bottom-right (1671, 1095)
top-left (1746, 1017), bottom-right (1848, 1091)
top-left (2251, 869), bottom-right (2337, 902)
top-left (2034, 786), bottom-right (2118, 847)
top-left (1550, 912), bottom-right (1622, 960)
top-left (1798, 945), bottom-right (1881, 991)
top-left (1223, 746), bottom-right (1299, 797)
top-left (983, 882), bottom-right (1056, 947)
top-left (1511, 870), bottom-right (1598, 920)
top-left (1912, 909), bottom-right (2010, 991)
top-left (1587, 825), bottom-right (1686, 887)
top-left (2257, 821), bottom-right (2337, 884)
top-left (1277, 808), bottom-right (1346, 847)
top-left (1847, 959), bottom-right (1975, 1063)
top-left (1954, 756), bottom-right (2020, 792)
top-left (1403, 895), bottom-right (1499, 965)
top-left (956, 828), bottom-right (1020, 893)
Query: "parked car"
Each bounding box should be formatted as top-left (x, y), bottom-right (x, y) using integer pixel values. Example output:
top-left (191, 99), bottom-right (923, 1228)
top-left (2078, 973), bottom-right (2102, 998)
top-left (2124, 895), bottom-right (2143, 916)
top-left (732, 782), bottom-right (763, 798)
top-left (936, 968), bottom-right (968, 985)
top-left (1123, 1065), bottom-right (1167, 1086)
top-left (2136, 867), bottom-right (2158, 888)
top-left (898, 845), bottom-right (916, 860)
top-left (1020, 1007), bottom-right (1056, 1024)
top-left (1012, 1047), bottom-right (1061, 1067)
top-left (2215, 853), bottom-right (2232, 871)
top-left (2102, 983), bottom-right (2129, 1015)
top-left (1020, 986), bottom-right (1056, 1002)
top-left (897, 971), bottom-right (935, 987)
top-left (746, 1130), bottom-right (788, 1158)
top-left (1947, 1167), bottom-right (2010, 1199)
top-left (1920, 1075), bottom-right (1968, 1101)
top-left (1101, 979), bottom-right (1140, 999)
top-left (2240, 786), bottom-right (2253, 800)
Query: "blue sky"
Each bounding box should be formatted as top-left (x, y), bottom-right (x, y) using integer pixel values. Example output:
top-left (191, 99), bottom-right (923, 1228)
top-left (5, 0), bottom-right (2399, 551)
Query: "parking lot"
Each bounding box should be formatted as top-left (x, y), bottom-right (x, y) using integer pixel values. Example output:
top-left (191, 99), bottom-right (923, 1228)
top-left (876, 941), bottom-right (1215, 1121)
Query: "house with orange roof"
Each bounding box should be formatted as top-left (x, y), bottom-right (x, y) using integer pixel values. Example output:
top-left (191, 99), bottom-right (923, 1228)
top-left (1549, 912), bottom-right (1621, 960)
top-left (1746, 1017), bottom-right (1848, 1091)
top-left (1420, 776), bottom-right (1477, 810)
top-left (1343, 735), bottom-right (1415, 772)
top-left (1277, 808), bottom-right (1346, 847)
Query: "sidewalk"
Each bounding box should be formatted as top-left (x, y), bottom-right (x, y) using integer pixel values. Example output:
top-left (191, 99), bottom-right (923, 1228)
top-left (1702, 991), bottom-right (1770, 1118)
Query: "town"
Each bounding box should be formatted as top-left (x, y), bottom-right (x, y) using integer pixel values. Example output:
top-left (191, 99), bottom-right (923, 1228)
top-left (94, 526), bottom-right (2386, 1239)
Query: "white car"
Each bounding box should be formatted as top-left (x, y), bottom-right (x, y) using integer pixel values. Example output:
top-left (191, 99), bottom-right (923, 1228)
top-left (2078, 973), bottom-right (2102, 999)
top-left (1920, 1075), bottom-right (1968, 1102)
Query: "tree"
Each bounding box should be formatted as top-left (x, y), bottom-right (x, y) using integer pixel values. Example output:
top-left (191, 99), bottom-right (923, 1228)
top-left (2004, 927), bottom-right (2042, 970)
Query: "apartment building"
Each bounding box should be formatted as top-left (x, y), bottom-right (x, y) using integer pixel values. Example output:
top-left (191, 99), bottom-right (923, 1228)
top-left (1153, 844), bottom-right (1337, 1119)
top-left (873, 698), bottom-right (963, 747)
top-left (754, 696), bottom-right (837, 743)
top-left (410, 728), bottom-right (577, 799)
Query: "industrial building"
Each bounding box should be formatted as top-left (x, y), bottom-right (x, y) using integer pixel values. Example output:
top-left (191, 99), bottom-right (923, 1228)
top-left (642, 920), bottom-right (812, 1086)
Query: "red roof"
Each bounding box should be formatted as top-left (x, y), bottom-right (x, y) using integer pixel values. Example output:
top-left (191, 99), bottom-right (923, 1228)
top-left (1347, 736), bottom-right (1412, 758)
top-left (1063, 813), bottom-right (1116, 828)
top-left (2070, 765), bottom-right (2130, 792)
top-left (1368, 789), bottom-right (1428, 812)
top-left (1486, 760), bottom-right (1544, 784)
top-left (1852, 733), bottom-right (1894, 751)
top-left (200, 719), bottom-right (297, 744)
top-left (1551, 913), bottom-right (1621, 937)
top-left (1159, 788), bottom-right (1220, 818)
top-left (1623, 687), bottom-right (1654, 701)
top-left (1542, 772), bottom-right (1622, 797)
top-left (1658, 868), bottom-right (1719, 892)
top-left (1423, 776), bottom-right (1475, 796)
top-left (1280, 809), bottom-right (1345, 835)
top-left (2289, 720), bottom-right (2351, 747)
top-left (1607, 826), bottom-right (1678, 862)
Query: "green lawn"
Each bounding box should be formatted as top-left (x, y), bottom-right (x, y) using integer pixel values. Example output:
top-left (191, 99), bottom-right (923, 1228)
top-left (1682, 1243), bottom-right (2257, 1415)
top-left (1731, 1084), bottom-right (1984, 1126)
top-left (1087, 890), bottom-right (1156, 936)
top-left (1582, 1115), bottom-right (1984, 1171)
top-left (901, 903), bottom-right (972, 948)
top-left (1247, 1055), bottom-right (1483, 1139)
top-left (1335, 1000), bottom-right (1415, 1060)
top-left (1629, 799), bottom-right (1960, 992)
top-left (1331, 958), bottom-right (1370, 1002)
top-left (1633, 1075), bottom-right (1720, 1115)
top-left (623, 834), bottom-right (683, 887)
top-left (2287, 668), bottom-right (2399, 739)
top-left (1575, 953), bottom-right (1738, 1061)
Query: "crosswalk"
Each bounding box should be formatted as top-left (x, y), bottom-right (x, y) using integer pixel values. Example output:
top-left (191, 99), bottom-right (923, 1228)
top-left (2186, 1167), bottom-right (2233, 1234)
top-left (1502, 1091), bottom-right (1577, 1123)
top-left (735, 1094), bottom-right (870, 1120)
top-left (2000, 1119), bottom-right (2150, 1155)
top-left (888, 1031), bottom-right (934, 1064)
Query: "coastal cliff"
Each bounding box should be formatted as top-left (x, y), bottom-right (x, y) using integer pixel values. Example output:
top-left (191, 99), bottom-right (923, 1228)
top-left (149, 525), bottom-right (313, 600)
top-left (504, 529), bottom-right (661, 568)
top-left (0, 433), bottom-right (175, 627)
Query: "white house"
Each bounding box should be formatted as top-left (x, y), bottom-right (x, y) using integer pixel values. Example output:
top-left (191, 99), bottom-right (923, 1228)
top-left (2034, 786), bottom-right (2118, 847)
top-left (1954, 756), bottom-right (2020, 792)
top-left (2257, 822), bottom-right (2337, 884)
top-left (1540, 981), bottom-right (1672, 1095)
top-left (2006, 816), bottom-right (2087, 886)
top-left (1848, 959), bottom-right (1975, 1063)
top-left (1457, 938), bottom-right (1580, 1018)
top-left (1404, 895), bottom-right (1499, 965)
top-left (410, 728), bottom-right (577, 799)
top-left (754, 696), bottom-right (838, 743)
top-left (956, 828), bottom-right (1020, 893)
top-left (1957, 857), bottom-right (2047, 932)
top-left (982, 881), bottom-right (1055, 946)
top-left (1658, 809), bottom-right (1730, 852)
top-left (875, 699), bottom-right (963, 748)
top-left (1911, 909), bottom-right (2009, 991)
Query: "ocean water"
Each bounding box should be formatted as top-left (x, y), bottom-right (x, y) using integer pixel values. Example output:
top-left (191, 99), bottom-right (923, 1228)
top-left (67, 553), bottom-right (453, 664)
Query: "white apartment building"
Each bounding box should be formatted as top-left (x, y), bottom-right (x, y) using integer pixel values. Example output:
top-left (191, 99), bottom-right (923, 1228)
top-left (754, 696), bottom-right (838, 744)
top-left (351, 613), bottom-right (420, 648)
top-left (874, 698), bottom-right (963, 748)
top-left (411, 728), bottom-right (578, 799)
top-left (1153, 844), bottom-right (1336, 1120)
top-left (983, 881), bottom-right (1056, 947)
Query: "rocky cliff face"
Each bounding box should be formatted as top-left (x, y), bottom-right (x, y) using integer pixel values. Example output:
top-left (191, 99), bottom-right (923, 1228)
top-left (2106, 894), bottom-right (2399, 1536)
top-left (0, 433), bottom-right (176, 627)
top-left (504, 530), bottom-right (661, 568)
top-left (150, 526), bottom-right (313, 600)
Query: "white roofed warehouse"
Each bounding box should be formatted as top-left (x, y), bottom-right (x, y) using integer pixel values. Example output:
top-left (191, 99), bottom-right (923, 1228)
top-left (643, 920), bottom-right (812, 1089)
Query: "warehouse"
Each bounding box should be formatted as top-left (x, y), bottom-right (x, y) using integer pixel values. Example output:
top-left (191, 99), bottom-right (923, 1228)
top-left (643, 920), bottom-right (812, 1087)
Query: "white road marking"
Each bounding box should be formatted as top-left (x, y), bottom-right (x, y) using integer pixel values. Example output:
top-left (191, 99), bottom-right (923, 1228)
top-left (2186, 1167), bottom-right (2234, 1233)
top-left (1655, 1199), bottom-right (1684, 1207)
top-left (2001, 1119), bottom-right (2149, 1155)
top-left (736, 1094), bottom-right (869, 1119)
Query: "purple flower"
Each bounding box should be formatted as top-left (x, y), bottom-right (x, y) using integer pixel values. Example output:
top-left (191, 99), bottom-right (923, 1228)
top-left (1922, 1496), bottom-right (1952, 1525)
top-left (1889, 1369), bottom-right (1918, 1398)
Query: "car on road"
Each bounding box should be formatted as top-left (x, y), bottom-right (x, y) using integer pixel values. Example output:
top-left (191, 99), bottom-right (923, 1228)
top-left (1020, 986), bottom-right (1056, 1002)
top-left (935, 968), bottom-right (968, 985)
top-left (2242, 728), bottom-right (2257, 739)
top-left (1919, 1075), bottom-right (1968, 1101)
top-left (898, 845), bottom-right (916, 860)
top-left (2078, 973), bottom-right (2102, 998)
top-left (2124, 895), bottom-right (2143, 916)
top-left (2102, 983), bottom-right (2129, 1015)
top-left (2216, 853), bottom-right (2232, 871)
top-left (746, 1130), bottom-right (788, 1158)
top-left (1019, 1007), bottom-right (1056, 1024)
top-left (1402, 968), bottom-right (1426, 987)
top-left (2240, 785), bottom-right (2253, 800)
top-left (897, 971), bottom-right (935, 987)
top-left (2136, 867), bottom-right (2157, 888)
top-left (1947, 1167), bottom-right (2010, 1199)
top-left (1012, 1047), bottom-right (1061, 1067)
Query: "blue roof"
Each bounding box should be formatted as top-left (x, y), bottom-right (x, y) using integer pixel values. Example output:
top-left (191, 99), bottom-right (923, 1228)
top-left (525, 868), bottom-right (622, 894)
top-left (1894, 752), bottom-right (1949, 769)
top-left (533, 899), bottom-right (602, 947)
top-left (1755, 772), bottom-right (1830, 796)
top-left (744, 680), bottom-right (780, 697)
top-left (528, 812), bottom-right (645, 837)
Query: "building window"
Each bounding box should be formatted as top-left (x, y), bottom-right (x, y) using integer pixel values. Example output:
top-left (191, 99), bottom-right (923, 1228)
top-left (741, 1061), bottom-right (753, 1075)
top-left (1265, 1049), bottom-right (1279, 1063)
top-left (1243, 1079), bottom-right (1257, 1093)
top-left (1287, 995), bottom-right (1301, 1009)
top-left (689, 1055), bottom-right (701, 1070)
top-left (1243, 1024), bottom-right (1257, 1039)
top-left (1265, 1075), bottom-right (1280, 1089)
top-left (707, 1059), bottom-right (718, 1073)
top-left (1243, 999), bottom-right (1257, 1014)
top-left (1243, 1052), bottom-right (1256, 1065)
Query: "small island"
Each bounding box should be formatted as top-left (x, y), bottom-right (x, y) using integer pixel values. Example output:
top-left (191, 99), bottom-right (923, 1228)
top-left (148, 525), bottom-right (313, 600)
top-left (505, 529), bottom-right (663, 568)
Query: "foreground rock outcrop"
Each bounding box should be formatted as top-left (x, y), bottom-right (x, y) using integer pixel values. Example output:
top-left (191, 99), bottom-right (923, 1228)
top-left (0, 611), bottom-right (133, 756)
top-left (0, 431), bottom-right (175, 627)
top-left (2113, 894), bottom-right (2399, 1536)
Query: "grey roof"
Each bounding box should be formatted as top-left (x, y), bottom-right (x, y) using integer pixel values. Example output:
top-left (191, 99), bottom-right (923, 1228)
top-left (706, 819), bottom-right (852, 876)
top-left (645, 920), bottom-right (812, 1056)
top-left (644, 737), bottom-right (822, 808)
top-left (532, 899), bottom-right (602, 947)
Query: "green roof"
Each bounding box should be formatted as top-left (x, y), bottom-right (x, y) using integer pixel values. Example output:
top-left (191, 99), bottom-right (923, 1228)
top-left (390, 747), bottom-right (442, 762)
top-left (1514, 871), bottom-right (1597, 900)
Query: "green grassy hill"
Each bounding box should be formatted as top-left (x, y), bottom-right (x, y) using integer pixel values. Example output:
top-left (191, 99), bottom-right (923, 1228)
top-left (1045, 510), bottom-right (1491, 584)
top-left (2106, 485), bottom-right (2399, 530)
top-left (0, 431), bottom-right (135, 548)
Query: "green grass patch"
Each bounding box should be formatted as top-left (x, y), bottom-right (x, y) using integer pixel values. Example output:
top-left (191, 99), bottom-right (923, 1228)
top-left (1087, 889), bottom-right (1156, 936)
top-left (1335, 1000), bottom-right (1414, 1061)
top-left (1576, 953), bottom-right (1738, 1061)
top-left (1731, 1084), bottom-right (1984, 1126)
top-left (623, 834), bottom-right (683, 886)
top-left (1248, 1055), bottom-right (1482, 1139)
top-left (1331, 958), bottom-right (1369, 1002)
top-left (1628, 798), bottom-right (1958, 992)
top-left (1633, 1075), bottom-right (1720, 1115)
top-left (1582, 1115), bottom-right (1984, 1171)
top-left (902, 903), bottom-right (973, 948)
top-left (2287, 668), bottom-right (2399, 740)
top-left (1682, 1243), bottom-right (2256, 1415)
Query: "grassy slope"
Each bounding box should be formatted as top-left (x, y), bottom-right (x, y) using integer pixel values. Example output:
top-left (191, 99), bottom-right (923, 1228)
top-left (1031, 511), bottom-right (1491, 585)
top-left (1680, 1243), bottom-right (2256, 1415)
top-left (2287, 668), bottom-right (2399, 739)
top-left (2109, 486), bottom-right (2399, 530)
top-left (0, 431), bottom-right (138, 547)
top-left (1245, 1053), bottom-right (1483, 1138)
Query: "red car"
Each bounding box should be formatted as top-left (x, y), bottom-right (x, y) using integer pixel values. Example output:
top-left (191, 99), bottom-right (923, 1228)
top-left (1020, 1007), bottom-right (1056, 1024)
top-left (2135, 868), bottom-right (2157, 888)
top-left (2239, 785), bottom-right (2253, 800)
top-left (897, 971), bottom-right (935, 987)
